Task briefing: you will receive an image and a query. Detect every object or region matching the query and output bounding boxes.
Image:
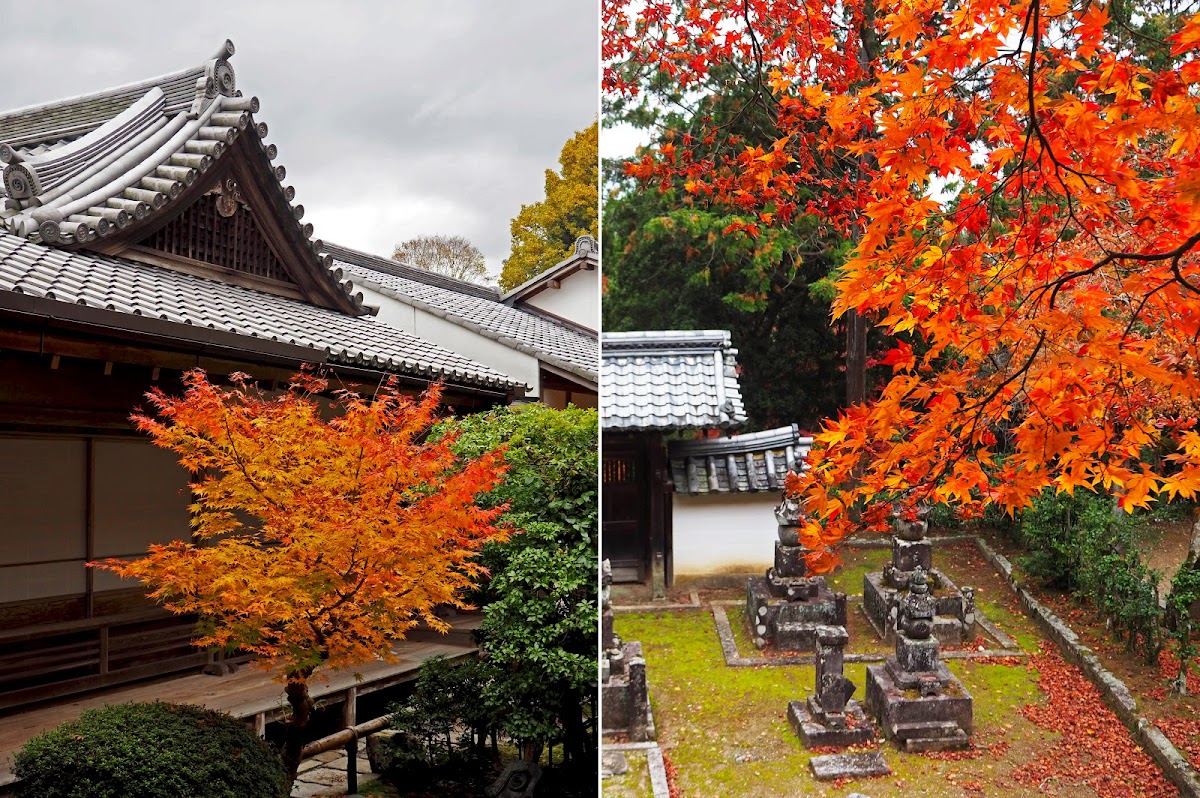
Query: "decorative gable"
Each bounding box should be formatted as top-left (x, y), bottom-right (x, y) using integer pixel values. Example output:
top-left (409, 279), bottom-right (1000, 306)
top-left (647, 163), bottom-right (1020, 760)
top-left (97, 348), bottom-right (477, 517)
top-left (0, 40), bottom-right (366, 316)
top-left (134, 180), bottom-right (295, 286)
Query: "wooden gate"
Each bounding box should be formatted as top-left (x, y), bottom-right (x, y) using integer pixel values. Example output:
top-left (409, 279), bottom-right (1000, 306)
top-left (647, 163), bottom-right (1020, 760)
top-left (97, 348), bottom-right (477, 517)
top-left (602, 434), bottom-right (650, 583)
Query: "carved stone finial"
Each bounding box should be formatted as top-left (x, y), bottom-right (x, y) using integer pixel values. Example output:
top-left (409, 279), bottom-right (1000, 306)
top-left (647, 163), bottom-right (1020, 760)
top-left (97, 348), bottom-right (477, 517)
top-left (892, 493), bottom-right (930, 541)
top-left (775, 494), bottom-right (805, 526)
top-left (898, 567), bottom-right (936, 640)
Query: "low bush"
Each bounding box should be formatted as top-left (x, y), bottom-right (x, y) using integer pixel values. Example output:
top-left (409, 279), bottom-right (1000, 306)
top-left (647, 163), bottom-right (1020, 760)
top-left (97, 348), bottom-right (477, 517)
top-left (1019, 489), bottom-right (1162, 663)
top-left (14, 702), bottom-right (287, 798)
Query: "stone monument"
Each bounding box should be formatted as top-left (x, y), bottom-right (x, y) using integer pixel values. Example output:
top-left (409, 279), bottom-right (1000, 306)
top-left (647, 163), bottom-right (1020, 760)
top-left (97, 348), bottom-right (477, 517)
top-left (745, 496), bottom-right (846, 651)
top-left (787, 624), bottom-right (874, 747)
top-left (862, 498), bottom-right (974, 646)
top-left (865, 568), bottom-right (973, 751)
top-left (600, 559), bottom-right (653, 741)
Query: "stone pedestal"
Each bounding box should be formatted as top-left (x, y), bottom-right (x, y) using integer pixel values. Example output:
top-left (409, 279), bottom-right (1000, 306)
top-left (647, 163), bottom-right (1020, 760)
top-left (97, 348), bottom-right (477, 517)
top-left (789, 625), bottom-right (874, 748)
top-left (866, 569), bottom-right (972, 752)
top-left (862, 508), bottom-right (973, 645)
top-left (601, 559), bottom-right (654, 742)
top-left (602, 640), bottom-right (652, 741)
top-left (746, 503), bottom-right (846, 651)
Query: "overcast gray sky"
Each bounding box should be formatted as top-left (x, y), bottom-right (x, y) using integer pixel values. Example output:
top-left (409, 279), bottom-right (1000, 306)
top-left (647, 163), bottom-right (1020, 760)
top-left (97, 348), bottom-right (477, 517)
top-left (0, 2), bottom-right (598, 278)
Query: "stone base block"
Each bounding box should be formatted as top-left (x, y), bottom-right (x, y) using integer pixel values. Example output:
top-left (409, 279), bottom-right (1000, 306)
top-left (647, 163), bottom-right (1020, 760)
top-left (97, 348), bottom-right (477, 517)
top-left (788, 699), bottom-right (874, 749)
top-left (902, 728), bottom-right (970, 752)
top-left (865, 662), bottom-right (972, 751)
top-left (896, 634), bottom-right (940, 674)
top-left (601, 641), bottom-right (653, 742)
top-left (862, 570), bottom-right (970, 646)
top-left (746, 575), bottom-right (845, 651)
top-left (892, 538), bottom-right (932, 575)
top-left (809, 751), bottom-right (890, 781)
top-left (774, 541), bottom-right (808, 579)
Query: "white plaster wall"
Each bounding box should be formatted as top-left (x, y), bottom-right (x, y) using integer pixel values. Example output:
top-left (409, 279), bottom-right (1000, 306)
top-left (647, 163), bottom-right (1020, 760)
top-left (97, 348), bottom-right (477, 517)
top-left (521, 269), bottom-right (598, 331)
top-left (672, 492), bottom-right (782, 577)
top-left (359, 285), bottom-right (542, 397)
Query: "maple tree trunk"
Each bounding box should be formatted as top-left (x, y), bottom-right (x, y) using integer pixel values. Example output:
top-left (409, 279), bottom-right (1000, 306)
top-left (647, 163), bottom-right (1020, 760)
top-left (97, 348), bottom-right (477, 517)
top-left (282, 670), bottom-right (316, 788)
top-left (846, 309), bottom-right (868, 407)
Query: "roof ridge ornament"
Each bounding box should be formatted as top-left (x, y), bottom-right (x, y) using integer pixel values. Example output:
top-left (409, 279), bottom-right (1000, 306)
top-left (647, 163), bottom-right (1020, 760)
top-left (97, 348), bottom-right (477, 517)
top-left (574, 234), bottom-right (597, 256)
top-left (189, 40), bottom-right (236, 119)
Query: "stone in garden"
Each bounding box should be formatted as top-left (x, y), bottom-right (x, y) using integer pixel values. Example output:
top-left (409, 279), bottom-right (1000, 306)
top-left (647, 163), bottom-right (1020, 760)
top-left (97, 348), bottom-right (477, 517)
top-left (745, 496), bottom-right (845, 651)
top-left (866, 568), bottom-right (973, 751)
top-left (601, 558), bottom-right (655, 742)
top-left (862, 497), bottom-right (974, 646)
top-left (601, 750), bottom-right (629, 776)
top-left (485, 760), bottom-right (542, 798)
top-left (788, 624), bottom-right (875, 748)
top-left (808, 751), bottom-right (891, 780)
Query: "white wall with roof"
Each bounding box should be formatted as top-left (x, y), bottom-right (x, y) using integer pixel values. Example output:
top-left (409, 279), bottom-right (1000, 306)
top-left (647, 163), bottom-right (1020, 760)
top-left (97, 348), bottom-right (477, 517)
top-left (520, 267), bottom-right (599, 332)
top-left (672, 492), bottom-right (780, 579)
top-left (359, 284), bottom-right (543, 399)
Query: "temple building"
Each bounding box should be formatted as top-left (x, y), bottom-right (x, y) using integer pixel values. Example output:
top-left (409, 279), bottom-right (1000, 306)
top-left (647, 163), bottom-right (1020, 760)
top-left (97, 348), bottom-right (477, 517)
top-left (0, 40), bottom-right (596, 711)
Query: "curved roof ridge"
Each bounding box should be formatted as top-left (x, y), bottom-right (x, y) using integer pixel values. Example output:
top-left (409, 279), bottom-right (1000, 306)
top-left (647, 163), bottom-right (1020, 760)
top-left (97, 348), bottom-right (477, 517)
top-left (321, 241), bottom-right (500, 301)
top-left (0, 40), bottom-right (235, 150)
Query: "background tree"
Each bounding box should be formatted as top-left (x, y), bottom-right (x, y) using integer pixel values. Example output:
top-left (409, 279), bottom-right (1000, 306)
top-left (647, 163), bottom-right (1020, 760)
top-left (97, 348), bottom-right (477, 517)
top-left (393, 234), bottom-right (490, 285)
top-left (500, 122), bottom-right (599, 291)
top-left (603, 66), bottom-right (884, 430)
top-left (96, 370), bottom-right (508, 787)
top-left (607, 0), bottom-right (1200, 572)
top-left (436, 403), bottom-right (598, 768)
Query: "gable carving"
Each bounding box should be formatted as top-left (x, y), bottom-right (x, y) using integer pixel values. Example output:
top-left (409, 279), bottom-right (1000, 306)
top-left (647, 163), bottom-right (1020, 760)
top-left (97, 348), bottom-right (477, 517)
top-left (136, 178), bottom-right (294, 285)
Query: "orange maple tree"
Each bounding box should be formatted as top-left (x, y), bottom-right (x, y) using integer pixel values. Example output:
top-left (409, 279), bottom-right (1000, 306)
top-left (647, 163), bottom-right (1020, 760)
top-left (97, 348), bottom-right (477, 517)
top-left (606, 0), bottom-right (1200, 571)
top-left (95, 369), bottom-right (507, 783)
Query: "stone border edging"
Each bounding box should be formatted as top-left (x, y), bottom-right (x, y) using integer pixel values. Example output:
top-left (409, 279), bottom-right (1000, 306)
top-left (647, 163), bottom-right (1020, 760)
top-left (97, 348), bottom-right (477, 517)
top-left (711, 602), bottom-right (1024, 667)
top-left (970, 535), bottom-right (1200, 798)
top-left (613, 591), bottom-right (702, 614)
top-left (602, 742), bottom-right (671, 798)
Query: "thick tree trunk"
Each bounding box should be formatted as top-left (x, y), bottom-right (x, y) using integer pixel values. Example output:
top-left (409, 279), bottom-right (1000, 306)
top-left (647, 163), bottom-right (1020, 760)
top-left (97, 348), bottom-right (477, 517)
top-left (559, 691), bottom-right (591, 767)
top-left (282, 671), bottom-right (316, 788)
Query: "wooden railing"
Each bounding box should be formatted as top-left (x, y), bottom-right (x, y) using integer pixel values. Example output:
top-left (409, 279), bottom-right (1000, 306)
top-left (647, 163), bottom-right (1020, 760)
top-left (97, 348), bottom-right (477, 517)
top-left (0, 611), bottom-right (207, 711)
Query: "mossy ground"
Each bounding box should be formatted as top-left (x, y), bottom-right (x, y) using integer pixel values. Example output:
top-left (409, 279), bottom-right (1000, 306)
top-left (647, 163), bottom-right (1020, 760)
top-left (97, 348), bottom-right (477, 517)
top-left (602, 751), bottom-right (653, 798)
top-left (606, 544), bottom-right (1106, 798)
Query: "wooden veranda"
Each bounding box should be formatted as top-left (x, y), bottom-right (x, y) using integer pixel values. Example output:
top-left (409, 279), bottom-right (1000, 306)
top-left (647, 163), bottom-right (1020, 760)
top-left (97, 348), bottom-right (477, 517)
top-left (0, 616), bottom-right (480, 792)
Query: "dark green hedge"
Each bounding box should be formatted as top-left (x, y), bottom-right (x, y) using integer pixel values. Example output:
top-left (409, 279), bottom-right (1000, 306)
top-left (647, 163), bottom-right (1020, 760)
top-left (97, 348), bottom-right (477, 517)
top-left (14, 702), bottom-right (288, 798)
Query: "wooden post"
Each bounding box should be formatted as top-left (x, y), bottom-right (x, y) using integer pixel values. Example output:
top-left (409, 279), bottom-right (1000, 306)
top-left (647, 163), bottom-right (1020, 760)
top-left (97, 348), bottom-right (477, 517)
top-left (254, 713), bottom-right (266, 739)
top-left (345, 737), bottom-right (358, 794)
top-left (342, 686), bottom-right (357, 728)
top-left (647, 433), bottom-right (667, 599)
top-left (84, 438), bottom-right (95, 619)
top-left (343, 686), bottom-right (358, 793)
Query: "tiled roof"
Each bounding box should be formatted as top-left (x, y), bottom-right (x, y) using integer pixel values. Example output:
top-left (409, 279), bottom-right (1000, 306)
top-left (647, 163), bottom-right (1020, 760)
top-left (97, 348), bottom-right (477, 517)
top-left (668, 425), bottom-right (812, 495)
top-left (0, 233), bottom-right (518, 390)
top-left (0, 41), bottom-right (363, 314)
top-left (601, 330), bottom-right (747, 431)
top-left (325, 242), bottom-right (598, 384)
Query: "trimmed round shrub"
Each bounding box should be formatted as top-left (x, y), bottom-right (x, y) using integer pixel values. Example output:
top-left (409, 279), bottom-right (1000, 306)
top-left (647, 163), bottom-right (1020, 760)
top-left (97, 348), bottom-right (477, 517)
top-left (14, 701), bottom-right (288, 798)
